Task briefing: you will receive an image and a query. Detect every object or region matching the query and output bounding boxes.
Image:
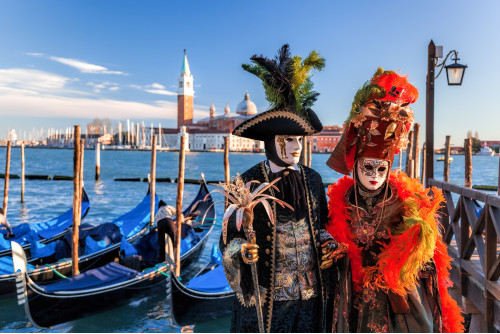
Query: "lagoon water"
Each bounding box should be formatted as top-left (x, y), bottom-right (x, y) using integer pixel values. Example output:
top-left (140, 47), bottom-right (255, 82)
top-left (0, 147), bottom-right (498, 332)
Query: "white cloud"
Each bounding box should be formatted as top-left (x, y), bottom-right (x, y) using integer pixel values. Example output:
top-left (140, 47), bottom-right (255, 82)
top-left (109, 86), bottom-right (120, 91)
top-left (145, 89), bottom-right (177, 96)
top-left (50, 56), bottom-right (127, 75)
top-left (0, 68), bottom-right (73, 93)
top-left (0, 91), bottom-right (177, 119)
top-left (150, 83), bottom-right (165, 89)
top-left (26, 52), bottom-right (44, 57)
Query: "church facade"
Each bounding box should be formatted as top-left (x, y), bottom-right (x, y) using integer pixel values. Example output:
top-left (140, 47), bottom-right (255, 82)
top-left (161, 51), bottom-right (264, 152)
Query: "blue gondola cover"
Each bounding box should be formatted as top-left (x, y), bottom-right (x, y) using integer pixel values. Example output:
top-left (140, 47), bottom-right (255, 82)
top-left (0, 256), bottom-right (35, 275)
top-left (186, 265), bottom-right (232, 293)
top-left (43, 262), bottom-right (138, 292)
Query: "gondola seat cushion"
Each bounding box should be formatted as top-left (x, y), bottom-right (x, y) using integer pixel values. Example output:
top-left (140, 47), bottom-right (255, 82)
top-left (84, 235), bottom-right (108, 254)
top-left (30, 240), bottom-right (57, 259)
top-left (180, 228), bottom-right (200, 254)
top-left (120, 236), bottom-right (138, 258)
top-left (43, 262), bottom-right (138, 292)
top-left (0, 233), bottom-right (9, 250)
top-left (186, 265), bottom-right (232, 293)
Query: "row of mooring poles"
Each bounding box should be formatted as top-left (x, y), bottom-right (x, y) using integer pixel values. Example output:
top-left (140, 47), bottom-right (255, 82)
top-left (404, 123), bottom-right (425, 182)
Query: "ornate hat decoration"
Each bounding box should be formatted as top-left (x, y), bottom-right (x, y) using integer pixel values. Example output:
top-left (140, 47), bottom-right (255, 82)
top-left (232, 44), bottom-right (325, 140)
top-left (326, 67), bottom-right (418, 175)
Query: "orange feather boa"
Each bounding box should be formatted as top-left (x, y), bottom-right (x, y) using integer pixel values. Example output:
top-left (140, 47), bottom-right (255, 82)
top-left (326, 171), bottom-right (463, 332)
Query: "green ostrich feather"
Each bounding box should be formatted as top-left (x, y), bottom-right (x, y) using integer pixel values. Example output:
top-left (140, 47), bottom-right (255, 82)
top-left (345, 67), bottom-right (396, 126)
top-left (241, 44), bottom-right (325, 120)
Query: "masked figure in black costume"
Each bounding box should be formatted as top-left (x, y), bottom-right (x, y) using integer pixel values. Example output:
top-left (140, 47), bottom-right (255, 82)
top-left (219, 44), bottom-right (346, 333)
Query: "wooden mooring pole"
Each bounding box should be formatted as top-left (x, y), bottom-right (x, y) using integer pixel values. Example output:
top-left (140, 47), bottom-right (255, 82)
top-left (21, 143), bottom-right (25, 203)
top-left (72, 126), bottom-right (82, 276)
top-left (307, 141), bottom-right (312, 167)
top-left (421, 143), bottom-right (426, 183)
top-left (464, 137), bottom-right (472, 188)
top-left (223, 136), bottom-right (230, 209)
top-left (412, 124), bottom-right (420, 180)
top-left (150, 135), bottom-right (157, 226)
top-left (498, 156), bottom-right (500, 196)
top-left (3, 141), bottom-right (11, 214)
top-left (175, 135), bottom-right (187, 277)
top-left (405, 130), bottom-right (414, 177)
top-left (300, 136), bottom-right (307, 165)
top-left (95, 142), bottom-right (100, 181)
top-left (444, 136), bottom-right (451, 182)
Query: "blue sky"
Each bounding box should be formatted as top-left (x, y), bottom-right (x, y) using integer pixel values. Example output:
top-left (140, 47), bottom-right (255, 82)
top-left (0, 0), bottom-right (498, 147)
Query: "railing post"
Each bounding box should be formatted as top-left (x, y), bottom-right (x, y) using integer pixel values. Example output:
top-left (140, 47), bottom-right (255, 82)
top-left (484, 201), bottom-right (496, 332)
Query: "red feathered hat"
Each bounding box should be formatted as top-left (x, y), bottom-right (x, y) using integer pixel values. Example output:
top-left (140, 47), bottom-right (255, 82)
top-left (326, 68), bottom-right (418, 175)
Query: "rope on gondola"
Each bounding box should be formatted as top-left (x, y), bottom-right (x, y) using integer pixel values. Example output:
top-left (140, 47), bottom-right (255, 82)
top-left (193, 217), bottom-right (223, 229)
top-left (45, 264), bottom-right (68, 279)
top-left (142, 263), bottom-right (170, 277)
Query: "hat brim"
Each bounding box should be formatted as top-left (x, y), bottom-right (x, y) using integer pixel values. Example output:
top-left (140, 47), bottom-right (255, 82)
top-left (233, 109), bottom-right (320, 140)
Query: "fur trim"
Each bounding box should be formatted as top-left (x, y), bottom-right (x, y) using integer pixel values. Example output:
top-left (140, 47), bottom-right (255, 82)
top-left (434, 239), bottom-right (465, 333)
top-left (326, 171), bottom-right (464, 332)
top-left (365, 172), bottom-right (442, 295)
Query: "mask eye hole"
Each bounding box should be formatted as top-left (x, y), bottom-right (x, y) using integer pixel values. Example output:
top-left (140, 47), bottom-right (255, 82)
top-left (285, 137), bottom-right (294, 142)
top-left (378, 167), bottom-right (387, 172)
top-left (364, 165), bottom-right (373, 171)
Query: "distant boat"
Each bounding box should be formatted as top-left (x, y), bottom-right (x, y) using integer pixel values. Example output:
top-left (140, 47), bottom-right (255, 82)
top-left (437, 157), bottom-right (453, 162)
top-left (478, 145), bottom-right (496, 156)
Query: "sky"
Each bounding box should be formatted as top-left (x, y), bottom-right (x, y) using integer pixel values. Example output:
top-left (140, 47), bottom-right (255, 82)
top-left (0, 0), bottom-right (498, 147)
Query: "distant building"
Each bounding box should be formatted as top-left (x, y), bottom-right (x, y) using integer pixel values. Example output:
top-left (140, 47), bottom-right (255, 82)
top-left (161, 51), bottom-right (263, 152)
top-left (481, 141), bottom-right (500, 149)
top-left (308, 125), bottom-right (343, 153)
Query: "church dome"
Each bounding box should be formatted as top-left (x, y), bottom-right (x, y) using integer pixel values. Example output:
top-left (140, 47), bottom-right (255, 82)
top-left (236, 92), bottom-right (258, 116)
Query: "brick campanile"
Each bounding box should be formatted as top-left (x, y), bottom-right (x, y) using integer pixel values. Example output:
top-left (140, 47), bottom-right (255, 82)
top-left (177, 49), bottom-right (194, 128)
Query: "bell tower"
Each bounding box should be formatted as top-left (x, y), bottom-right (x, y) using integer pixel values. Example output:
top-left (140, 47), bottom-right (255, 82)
top-left (177, 49), bottom-right (194, 128)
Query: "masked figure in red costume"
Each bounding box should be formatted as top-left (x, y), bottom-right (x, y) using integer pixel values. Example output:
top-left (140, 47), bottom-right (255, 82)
top-left (324, 68), bottom-right (464, 333)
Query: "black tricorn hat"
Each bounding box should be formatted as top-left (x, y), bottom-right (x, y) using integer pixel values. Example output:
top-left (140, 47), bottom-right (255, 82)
top-left (233, 44), bottom-right (325, 141)
top-left (233, 108), bottom-right (323, 140)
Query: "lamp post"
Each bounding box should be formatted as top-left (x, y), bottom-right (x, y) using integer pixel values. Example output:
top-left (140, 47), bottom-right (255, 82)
top-left (425, 40), bottom-right (467, 187)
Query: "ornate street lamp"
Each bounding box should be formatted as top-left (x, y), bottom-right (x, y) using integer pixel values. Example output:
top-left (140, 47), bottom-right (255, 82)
top-left (445, 53), bottom-right (467, 85)
top-left (425, 41), bottom-right (467, 187)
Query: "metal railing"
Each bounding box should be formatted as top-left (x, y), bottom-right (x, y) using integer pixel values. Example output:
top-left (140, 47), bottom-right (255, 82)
top-left (428, 178), bottom-right (500, 332)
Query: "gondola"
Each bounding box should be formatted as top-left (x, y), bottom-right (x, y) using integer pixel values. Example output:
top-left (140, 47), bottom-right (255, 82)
top-left (169, 244), bottom-right (235, 326)
top-left (12, 180), bottom-right (215, 328)
top-left (0, 187), bottom-right (91, 259)
top-left (0, 187), bottom-right (156, 299)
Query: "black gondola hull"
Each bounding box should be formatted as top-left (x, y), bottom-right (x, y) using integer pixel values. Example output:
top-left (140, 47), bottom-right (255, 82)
top-left (26, 271), bottom-right (168, 328)
top-left (169, 273), bottom-right (235, 326)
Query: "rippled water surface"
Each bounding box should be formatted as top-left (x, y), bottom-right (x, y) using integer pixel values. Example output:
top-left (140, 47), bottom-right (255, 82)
top-left (0, 147), bottom-right (497, 332)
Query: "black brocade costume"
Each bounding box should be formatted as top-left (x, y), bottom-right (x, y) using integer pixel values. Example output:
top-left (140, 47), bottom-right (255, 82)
top-left (220, 161), bottom-right (333, 333)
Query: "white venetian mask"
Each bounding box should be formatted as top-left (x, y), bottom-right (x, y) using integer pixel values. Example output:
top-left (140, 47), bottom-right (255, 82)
top-left (274, 135), bottom-right (302, 165)
top-left (356, 158), bottom-right (389, 191)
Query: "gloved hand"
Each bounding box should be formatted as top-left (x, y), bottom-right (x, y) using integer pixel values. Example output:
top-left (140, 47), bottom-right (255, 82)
top-left (241, 243), bottom-right (259, 265)
top-left (320, 240), bottom-right (348, 269)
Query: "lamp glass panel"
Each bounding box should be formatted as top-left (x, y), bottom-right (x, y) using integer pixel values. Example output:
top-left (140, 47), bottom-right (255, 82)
top-left (446, 67), bottom-right (465, 85)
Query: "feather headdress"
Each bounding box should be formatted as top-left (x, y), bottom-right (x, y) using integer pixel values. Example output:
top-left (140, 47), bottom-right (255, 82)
top-left (233, 44), bottom-right (325, 140)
